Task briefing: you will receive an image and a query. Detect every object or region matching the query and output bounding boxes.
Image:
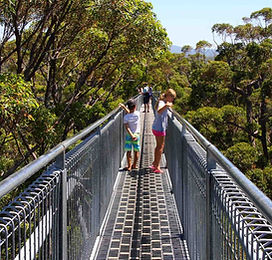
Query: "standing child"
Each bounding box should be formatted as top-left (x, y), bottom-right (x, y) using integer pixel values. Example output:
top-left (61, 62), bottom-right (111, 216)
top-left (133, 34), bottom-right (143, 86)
top-left (119, 100), bottom-right (141, 171)
top-left (150, 89), bottom-right (176, 173)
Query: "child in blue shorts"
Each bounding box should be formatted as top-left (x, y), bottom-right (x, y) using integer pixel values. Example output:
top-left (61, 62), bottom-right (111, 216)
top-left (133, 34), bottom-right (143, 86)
top-left (119, 99), bottom-right (140, 171)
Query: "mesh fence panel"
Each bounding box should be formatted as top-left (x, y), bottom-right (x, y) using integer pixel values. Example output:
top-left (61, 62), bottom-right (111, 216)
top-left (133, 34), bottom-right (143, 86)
top-left (0, 170), bottom-right (61, 260)
top-left (165, 112), bottom-right (272, 260)
top-left (64, 111), bottom-right (130, 259)
top-left (0, 95), bottom-right (142, 260)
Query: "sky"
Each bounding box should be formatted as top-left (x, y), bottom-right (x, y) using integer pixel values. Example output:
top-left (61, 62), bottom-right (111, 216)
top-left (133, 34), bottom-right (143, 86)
top-left (147, 0), bottom-right (272, 48)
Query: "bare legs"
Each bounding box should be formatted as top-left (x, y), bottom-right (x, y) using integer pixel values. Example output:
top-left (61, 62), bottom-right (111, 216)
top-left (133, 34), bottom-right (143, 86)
top-left (132, 151), bottom-right (139, 169)
top-left (144, 103), bottom-right (150, 112)
top-left (143, 98), bottom-right (150, 112)
top-left (152, 135), bottom-right (165, 171)
top-left (127, 151), bottom-right (132, 170)
top-left (127, 151), bottom-right (139, 171)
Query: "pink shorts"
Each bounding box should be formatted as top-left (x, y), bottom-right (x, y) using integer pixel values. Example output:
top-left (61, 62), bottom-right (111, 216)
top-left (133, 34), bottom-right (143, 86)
top-left (152, 129), bottom-right (166, 137)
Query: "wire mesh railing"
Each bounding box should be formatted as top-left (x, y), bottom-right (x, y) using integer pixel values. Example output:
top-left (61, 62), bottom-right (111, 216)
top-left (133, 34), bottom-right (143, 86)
top-left (0, 95), bottom-right (142, 260)
top-left (2, 92), bottom-right (271, 260)
top-left (165, 110), bottom-right (272, 260)
top-left (0, 171), bottom-right (61, 260)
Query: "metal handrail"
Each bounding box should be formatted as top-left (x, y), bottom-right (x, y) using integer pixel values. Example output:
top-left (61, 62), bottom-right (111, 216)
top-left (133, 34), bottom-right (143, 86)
top-left (171, 109), bottom-right (272, 224)
top-left (0, 104), bottom-right (123, 199)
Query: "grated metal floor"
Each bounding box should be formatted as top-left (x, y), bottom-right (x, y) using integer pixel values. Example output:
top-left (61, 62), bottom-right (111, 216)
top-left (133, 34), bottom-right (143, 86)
top-left (95, 106), bottom-right (190, 259)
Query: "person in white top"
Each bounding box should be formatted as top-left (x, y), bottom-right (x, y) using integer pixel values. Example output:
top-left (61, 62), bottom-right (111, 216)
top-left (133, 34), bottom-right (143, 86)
top-left (142, 84), bottom-right (151, 113)
top-left (119, 99), bottom-right (140, 171)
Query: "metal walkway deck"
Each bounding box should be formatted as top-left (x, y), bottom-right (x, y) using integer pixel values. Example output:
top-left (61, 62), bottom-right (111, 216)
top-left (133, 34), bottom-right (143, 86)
top-left (95, 106), bottom-right (190, 259)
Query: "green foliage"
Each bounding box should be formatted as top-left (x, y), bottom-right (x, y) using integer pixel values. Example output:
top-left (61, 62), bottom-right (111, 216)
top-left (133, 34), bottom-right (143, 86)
top-left (247, 167), bottom-right (272, 198)
top-left (246, 168), bottom-right (268, 194)
top-left (181, 45), bottom-right (192, 54)
top-left (188, 61), bottom-right (234, 109)
top-left (196, 40), bottom-right (212, 53)
top-left (31, 107), bottom-right (58, 147)
top-left (186, 107), bottom-right (223, 135)
top-left (0, 73), bottom-right (38, 124)
top-left (263, 167), bottom-right (272, 197)
top-left (224, 142), bottom-right (258, 172)
top-left (0, 0), bottom-right (170, 183)
top-left (250, 8), bottom-right (272, 22)
top-left (202, 61), bottom-right (233, 84)
top-left (0, 73), bottom-right (40, 174)
top-left (213, 8), bottom-right (272, 165)
top-left (185, 104), bottom-right (250, 151)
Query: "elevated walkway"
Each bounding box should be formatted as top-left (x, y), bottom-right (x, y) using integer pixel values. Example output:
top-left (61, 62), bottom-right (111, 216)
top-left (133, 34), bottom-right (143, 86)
top-left (1, 95), bottom-right (272, 260)
top-left (94, 106), bottom-right (189, 259)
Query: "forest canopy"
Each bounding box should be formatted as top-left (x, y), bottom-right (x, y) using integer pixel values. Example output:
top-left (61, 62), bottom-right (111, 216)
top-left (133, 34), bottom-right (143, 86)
top-left (0, 0), bottom-right (169, 178)
top-left (0, 2), bottom-right (271, 198)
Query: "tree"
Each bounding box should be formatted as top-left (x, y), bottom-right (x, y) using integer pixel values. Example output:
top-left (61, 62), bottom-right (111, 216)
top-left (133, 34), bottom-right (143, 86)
top-left (0, 0), bottom-right (170, 175)
top-left (0, 74), bottom-right (39, 176)
top-left (224, 142), bottom-right (259, 173)
top-left (196, 40), bottom-right (212, 53)
top-left (0, 0), bottom-right (74, 76)
top-left (212, 23), bottom-right (234, 44)
top-left (213, 9), bottom-right (272, 164)
top-left (181, 45), bottom-right (192, 55)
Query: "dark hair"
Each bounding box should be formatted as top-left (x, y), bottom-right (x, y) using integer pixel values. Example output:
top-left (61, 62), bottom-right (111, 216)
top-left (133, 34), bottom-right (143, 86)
top-left (126, 99), bottom-right (136, 111)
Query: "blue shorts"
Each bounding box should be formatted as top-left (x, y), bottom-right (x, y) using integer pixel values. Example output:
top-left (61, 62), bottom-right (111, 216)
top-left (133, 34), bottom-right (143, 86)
top-left (125, 133), bottom-right (140, 152)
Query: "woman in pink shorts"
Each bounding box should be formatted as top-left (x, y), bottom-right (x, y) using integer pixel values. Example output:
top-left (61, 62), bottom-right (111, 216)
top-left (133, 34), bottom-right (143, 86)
top-left (150, 89), bottom-right (176, 173)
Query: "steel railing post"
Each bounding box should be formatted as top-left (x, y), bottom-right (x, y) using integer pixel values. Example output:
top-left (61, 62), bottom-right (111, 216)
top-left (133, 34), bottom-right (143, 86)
top-left (120, 110), bottom-right (124, 166)
top-left (97, 126), bottom-right (102, 232)
top-left (182, 125), bottom-right (193, 249)
top-left (56, 150), bottom-right (67, 260)
top-left (206, 146), bottom-right (216, 260)
top-left (181, 122), bottom-right (187, 228)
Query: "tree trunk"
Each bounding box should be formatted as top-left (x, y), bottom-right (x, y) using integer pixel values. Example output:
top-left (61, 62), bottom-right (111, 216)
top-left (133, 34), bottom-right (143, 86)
top-left (245, 98), bottom-right (255, 145)
top-left (259, 92), bottom-right (269, 164)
